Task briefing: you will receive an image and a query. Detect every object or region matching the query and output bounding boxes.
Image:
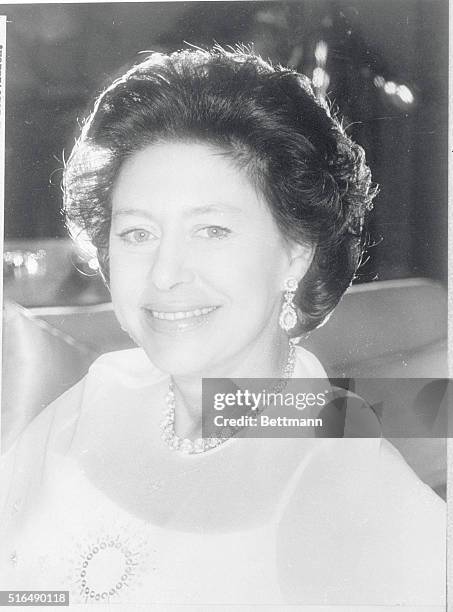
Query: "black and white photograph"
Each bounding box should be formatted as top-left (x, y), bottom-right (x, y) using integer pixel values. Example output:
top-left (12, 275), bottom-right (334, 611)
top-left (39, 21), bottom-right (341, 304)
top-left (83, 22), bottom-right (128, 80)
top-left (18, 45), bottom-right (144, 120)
top-left (0, 1), bottom-right (448, 609)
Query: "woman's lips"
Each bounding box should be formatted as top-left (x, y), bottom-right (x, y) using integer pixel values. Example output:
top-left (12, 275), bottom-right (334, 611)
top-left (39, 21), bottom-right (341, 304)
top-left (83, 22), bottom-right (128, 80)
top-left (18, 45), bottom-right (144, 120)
top-left (142, 305), bottom-right (220, 333)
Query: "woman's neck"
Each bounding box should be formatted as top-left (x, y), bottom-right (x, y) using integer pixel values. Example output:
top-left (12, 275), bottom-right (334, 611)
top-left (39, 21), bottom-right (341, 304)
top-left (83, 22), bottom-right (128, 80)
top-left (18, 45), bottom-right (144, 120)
top-left (170, 331), bottom-right (292, 439)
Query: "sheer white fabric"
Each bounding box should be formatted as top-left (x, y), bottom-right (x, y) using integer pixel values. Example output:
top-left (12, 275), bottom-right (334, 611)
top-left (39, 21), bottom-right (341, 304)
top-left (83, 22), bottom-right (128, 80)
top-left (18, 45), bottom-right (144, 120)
top-left (0, 347), bottom-right (446, 608)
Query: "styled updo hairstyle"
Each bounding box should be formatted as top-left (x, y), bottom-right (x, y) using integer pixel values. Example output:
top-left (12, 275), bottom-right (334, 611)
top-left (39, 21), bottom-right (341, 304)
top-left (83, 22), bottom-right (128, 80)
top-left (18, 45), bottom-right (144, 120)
top-left (63, 47), bottom-right (377, 334)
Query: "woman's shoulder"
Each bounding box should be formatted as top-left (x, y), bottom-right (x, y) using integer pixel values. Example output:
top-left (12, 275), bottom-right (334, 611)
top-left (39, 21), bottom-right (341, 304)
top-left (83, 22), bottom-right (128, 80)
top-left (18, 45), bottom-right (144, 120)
top-left (1, 348), bottom-right (163, 464)
top-left (276, 437), bottom-right (445, 605)
top-left (1, 376), bottom-right (86, 460)
top-left (376, 438), bottom-right (445, 513)
top-left (0, 349), bottom-right (161, 512)
top-left (0, 378), bottom-right (86, 535)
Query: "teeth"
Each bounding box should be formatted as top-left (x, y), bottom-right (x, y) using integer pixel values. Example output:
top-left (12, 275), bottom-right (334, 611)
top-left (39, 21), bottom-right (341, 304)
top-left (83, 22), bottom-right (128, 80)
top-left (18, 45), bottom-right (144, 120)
top-left (150, 306), bottom-right (217, 320)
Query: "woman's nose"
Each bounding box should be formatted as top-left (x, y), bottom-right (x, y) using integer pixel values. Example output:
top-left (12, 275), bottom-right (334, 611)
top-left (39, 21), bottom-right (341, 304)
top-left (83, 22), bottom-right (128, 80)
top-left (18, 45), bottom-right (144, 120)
top-left (147, 236), bottom-right (194, 291)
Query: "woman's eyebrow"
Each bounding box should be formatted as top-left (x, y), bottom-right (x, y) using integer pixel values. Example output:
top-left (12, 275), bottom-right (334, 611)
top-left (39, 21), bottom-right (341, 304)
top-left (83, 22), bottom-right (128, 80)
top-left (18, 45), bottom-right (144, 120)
top-left (112, 208), bottom-right (155, 219)
top-left (184, 204), bottom-right (244, 216)
top-left (112, 204), bottom-right (244, 218)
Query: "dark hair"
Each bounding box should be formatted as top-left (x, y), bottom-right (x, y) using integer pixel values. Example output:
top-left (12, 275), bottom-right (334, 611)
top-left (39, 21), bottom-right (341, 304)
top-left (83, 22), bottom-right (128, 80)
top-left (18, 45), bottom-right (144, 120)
top-left (63, 47), bottom-right (377, 334)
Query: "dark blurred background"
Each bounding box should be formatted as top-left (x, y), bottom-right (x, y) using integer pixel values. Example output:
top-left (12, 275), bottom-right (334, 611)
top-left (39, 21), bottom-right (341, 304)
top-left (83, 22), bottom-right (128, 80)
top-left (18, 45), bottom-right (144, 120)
top-left (1, 0), bottom-right (448, 306)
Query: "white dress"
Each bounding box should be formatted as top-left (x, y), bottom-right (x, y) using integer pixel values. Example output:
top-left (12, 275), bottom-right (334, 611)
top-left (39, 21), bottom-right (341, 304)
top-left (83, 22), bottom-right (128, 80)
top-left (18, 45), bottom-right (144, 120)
top-left (0, 347), bottom-right (446, 611)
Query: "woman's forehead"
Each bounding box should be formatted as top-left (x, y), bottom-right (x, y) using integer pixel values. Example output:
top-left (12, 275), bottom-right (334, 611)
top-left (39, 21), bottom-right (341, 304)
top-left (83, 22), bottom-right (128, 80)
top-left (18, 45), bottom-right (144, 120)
top-left (111, 141), bottom-right (270, 218)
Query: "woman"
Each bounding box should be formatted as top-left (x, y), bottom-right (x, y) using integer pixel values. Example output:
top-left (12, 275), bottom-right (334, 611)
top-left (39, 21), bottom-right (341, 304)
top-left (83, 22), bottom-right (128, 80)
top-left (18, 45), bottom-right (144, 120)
top-left (0, 48), bottom-right (445, 607)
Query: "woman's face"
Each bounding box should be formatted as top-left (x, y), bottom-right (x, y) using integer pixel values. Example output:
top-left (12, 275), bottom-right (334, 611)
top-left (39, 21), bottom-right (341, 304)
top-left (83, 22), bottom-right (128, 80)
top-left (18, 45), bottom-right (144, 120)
top-left (109, 141), bottom-right (310, 376)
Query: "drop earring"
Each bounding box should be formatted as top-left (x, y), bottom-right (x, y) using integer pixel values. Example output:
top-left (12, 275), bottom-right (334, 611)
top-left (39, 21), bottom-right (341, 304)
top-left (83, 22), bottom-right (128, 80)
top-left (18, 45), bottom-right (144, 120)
top-left (279, 277), bottom-right (299, 332)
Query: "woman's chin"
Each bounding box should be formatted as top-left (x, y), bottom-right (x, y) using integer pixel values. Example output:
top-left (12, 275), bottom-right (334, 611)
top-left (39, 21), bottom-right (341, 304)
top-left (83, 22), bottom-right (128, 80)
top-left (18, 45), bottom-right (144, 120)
top-left (141, 343), bottom-right (213, 378)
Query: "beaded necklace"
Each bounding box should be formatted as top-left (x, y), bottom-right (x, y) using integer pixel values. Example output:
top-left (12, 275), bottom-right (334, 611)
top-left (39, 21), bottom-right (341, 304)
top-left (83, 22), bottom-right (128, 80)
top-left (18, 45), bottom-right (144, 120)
top-left (161, 341), bottom-right (297, 454)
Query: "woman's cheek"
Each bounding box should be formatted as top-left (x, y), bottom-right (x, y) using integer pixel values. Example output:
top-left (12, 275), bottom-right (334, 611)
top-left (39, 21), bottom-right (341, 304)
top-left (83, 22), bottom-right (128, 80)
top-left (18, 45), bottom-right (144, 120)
top-left (110, 255), bottom-right (148, 300)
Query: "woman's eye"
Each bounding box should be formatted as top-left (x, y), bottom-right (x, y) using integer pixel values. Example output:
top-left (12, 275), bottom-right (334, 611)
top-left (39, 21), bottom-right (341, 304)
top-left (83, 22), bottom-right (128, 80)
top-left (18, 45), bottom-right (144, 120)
top-left (120, 229), bottom-right (154, 244)
top-left (196, 226), bottom-right (231, 239)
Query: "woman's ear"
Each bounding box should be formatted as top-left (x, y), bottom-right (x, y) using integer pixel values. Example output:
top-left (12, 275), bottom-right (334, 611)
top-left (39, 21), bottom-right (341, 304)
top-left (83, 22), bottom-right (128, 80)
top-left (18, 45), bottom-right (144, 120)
top-left (286, 240), bottom-right (315, 282)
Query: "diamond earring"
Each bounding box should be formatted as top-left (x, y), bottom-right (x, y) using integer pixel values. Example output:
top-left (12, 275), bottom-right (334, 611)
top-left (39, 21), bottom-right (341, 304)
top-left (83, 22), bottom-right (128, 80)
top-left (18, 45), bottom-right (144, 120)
top-left (279, 277), bottom-right (299, 332)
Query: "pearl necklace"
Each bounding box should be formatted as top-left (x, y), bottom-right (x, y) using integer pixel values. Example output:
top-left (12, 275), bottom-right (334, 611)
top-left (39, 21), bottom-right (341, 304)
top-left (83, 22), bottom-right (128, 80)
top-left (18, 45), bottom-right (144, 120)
top-left (161, 341), bottom-right (297, 454)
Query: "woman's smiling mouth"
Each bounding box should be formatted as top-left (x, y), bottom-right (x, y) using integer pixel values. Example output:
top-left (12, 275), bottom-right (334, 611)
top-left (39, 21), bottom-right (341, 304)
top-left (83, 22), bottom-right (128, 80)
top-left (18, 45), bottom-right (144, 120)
top-left (149, 306), bottom-right (218, 320)
top-left (142, 305), bottom-right (221, 333)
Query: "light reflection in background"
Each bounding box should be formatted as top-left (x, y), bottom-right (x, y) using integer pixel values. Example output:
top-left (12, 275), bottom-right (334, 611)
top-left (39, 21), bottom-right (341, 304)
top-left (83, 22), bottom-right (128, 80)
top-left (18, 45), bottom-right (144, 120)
top-left (4, 250), bottom-right (47, 279)
top-left (312, 39), bottom-right (330, 98)
top-left (374, 76), bottom-right (415, 107)
top-left (314, 39), bottom-right (328, 65)
top-left (312, 66), bottom-right (330, 93)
